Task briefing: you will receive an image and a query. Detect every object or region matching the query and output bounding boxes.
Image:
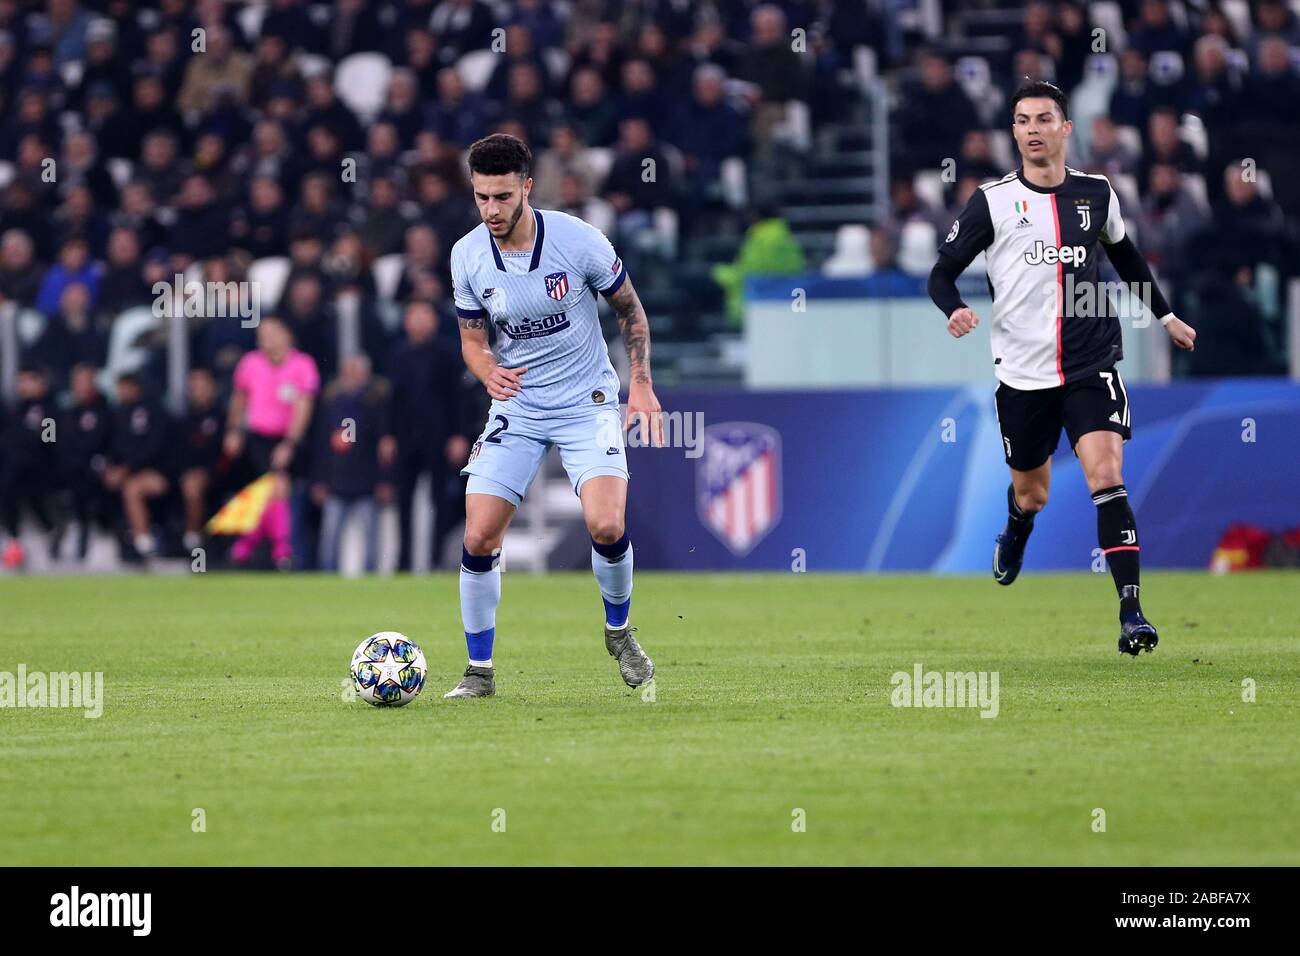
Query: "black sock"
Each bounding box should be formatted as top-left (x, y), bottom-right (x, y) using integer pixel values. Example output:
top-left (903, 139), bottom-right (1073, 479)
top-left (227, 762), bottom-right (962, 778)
top-left (1007, 484), bottom-right (1034, 535)
top-left (1092, 484), bottom-right (1141, 616)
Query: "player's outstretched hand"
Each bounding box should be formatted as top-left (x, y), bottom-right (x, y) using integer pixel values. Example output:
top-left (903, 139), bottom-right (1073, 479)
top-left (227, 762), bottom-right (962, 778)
top-left (486, 366), bottom-right (527, 401)
top-left (947, 307), bottom-right (979, 338)
top-left (1164, 315), bottom-right (1196, 351)
top-left (626, 384), bottom-right (665, 447)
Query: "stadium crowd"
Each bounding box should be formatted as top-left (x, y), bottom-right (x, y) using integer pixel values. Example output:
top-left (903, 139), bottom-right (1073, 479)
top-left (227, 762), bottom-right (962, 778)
top-left (0, 0), bottom-right (1297, 570)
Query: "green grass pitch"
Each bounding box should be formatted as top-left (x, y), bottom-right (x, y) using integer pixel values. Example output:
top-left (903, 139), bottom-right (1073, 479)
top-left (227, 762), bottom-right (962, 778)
top-left (1, 571), bottom-right (1296, 866)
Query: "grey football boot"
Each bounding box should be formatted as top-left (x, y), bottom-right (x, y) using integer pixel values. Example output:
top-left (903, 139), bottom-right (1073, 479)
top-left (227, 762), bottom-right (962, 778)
top-left (604, 624), bottom-right (655, 687)
top-left (443, 664), bottom-right (496, 698)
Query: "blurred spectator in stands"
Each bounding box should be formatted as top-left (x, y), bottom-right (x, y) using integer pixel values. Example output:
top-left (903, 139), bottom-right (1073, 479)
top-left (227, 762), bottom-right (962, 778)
top-left (1050, 2), bottom-right (1089, 93)
top-left (1129, 0), bottom-right (1193, 59)
top-left (500, 61), bottom-right (561, 145)
top-left (412, 168), bottom-right (475, 257)
top-left (98, 227), bottom-right (150, 315)
top-left (430, 0), bottom-right (496, 61)
top-left (84, 82), bottom-right (135, 160)
top-left (355, 174), bottom-right (411, 258)
top-left (1136, 163), bottom-right (1208, 273)
top-left (379, 69), bottom-right (425, 150)
top-left (0, 365), bottom-right (58, 567)
top-left (1138, 106), bottom-right (1203, 187)
top-left (224, 316), bottom-right (319, 569)
top-left (402, 28), bottom-right (443, 100)
top-left (235, 120), bottom-right (301, 198)
top-left (552, 170), bottom-right (615, 236)
top-left (175, 366), bottom-right (225, 553)
top-left (324, 0), bottom-right (386, 60)
top-left (680, 15), bottom-right (741, 79)
top-left (735, 4), bottom-right (811, 148)
top-left (191, 255), bottom-right (256, 382)
top-left (566, 67), bottom-right (618, 147)
top-left (141, 22), bottom-right (186, 93)
top-left (37, 236), bottom-right (99, 317)
top-left (895, 49), bottom-right (980, 173)
top-left (1249, 0), bottom-right (1300, 54)
top-left (668, 65), bottom-right (750, 185)
top-left (303, 73), bottom-right (364, 152)
top-left (102, 372), bottom-right (171, 559)
top-left (0, 229), bottom-right (43, 307)
top-left (280, 272), bottom-right (338, 383)
top-left (387, 299), bottom-right (466, 570)
top-left (230, 175), bottom-right (291, 260)
top-left (261, 0), bottom-right (324, 55)
top-left (1189, 163), bottom-right (1293, 281)
top-left (393, 224), bottom-right (442, 302)
top-left (171, 174), bottom-right (227, 265)
top-left (887, 176), bottom-right (947, 238)
top-left (32, 283), bottom-right (105, 387)
top-left (1186, 34), bottom-right (1243, 135)
top-left (486, 24), bottom-right (549, 103)
top-left (61, 130), bottom-right (118, 210)
top-left (290, 171), bottom-right (347, 238)
top-left (603, 117), bottom-right (675, 239)
top-left (567, 20), bottom-right (623, 90)
top-left (136, 129), bottom-right (184, 205)
top-left (312, 353), bottom-right (392, 573)
top-left (427, 66), bottom-right (494, 148)
top-left (1109, 48), bottom-right (1153, 131)
top-left (56, 363), bottom-right (111, 560)
top-left (531, 122), bottom-right (600, 208)
top-left (617, 58), bottom-right (665, 134)
top-left (956, 129), bottom-right (1001, 183)
top-left (1247, 36), bottom-right (1300, 128)
top-left (512, 0), bottom-right (564, 52)
top-left (250, 33), bottom-right (302, 110)
top-left (125, 73), bottom-right (186, 151)
top-left (178, 25), bottom-right (252, 116)
top-left (109, 181), bottom-right (166, 252)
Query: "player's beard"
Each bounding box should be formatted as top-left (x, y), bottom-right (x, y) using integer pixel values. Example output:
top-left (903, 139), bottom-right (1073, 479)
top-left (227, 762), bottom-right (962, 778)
top-left (490, 201), bottom-right (526, 241)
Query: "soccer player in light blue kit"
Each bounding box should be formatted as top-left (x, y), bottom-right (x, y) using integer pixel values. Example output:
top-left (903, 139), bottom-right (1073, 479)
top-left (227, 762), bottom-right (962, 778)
top-left (442, 134), bottom-right (663, 698)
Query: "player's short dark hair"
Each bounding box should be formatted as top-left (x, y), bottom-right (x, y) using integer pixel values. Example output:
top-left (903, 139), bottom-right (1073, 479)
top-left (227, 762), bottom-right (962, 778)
top-left (467, 133), bottom-right (532, 179)
top-left (1010, 80), bottom-right (1069, 120)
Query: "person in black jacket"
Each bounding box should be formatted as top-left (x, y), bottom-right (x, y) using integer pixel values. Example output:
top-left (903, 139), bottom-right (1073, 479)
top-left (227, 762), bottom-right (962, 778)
top-left (387, 299), bottom-right (468, 570)
top-left (102, 373), bottom-right (170, 559)
top-left (0, 364), bottom-right (59, 567)
top-left (312, 353), bottom-right (394, 572)
top-left (174, 367), bottom-right (226, 555)
top-left (57, 363), bottom-right (112, 560)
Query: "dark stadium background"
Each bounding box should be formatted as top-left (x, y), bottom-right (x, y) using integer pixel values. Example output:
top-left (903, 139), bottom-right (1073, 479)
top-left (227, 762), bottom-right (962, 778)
top-left (0, 0), bottom-right (1296, 575)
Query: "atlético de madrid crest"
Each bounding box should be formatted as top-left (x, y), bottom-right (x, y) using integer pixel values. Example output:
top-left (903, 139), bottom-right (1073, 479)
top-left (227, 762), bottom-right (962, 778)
top-left (544, 271), bottom-right (569, 300)
top-left (696, 422), bottom-right (782, 556)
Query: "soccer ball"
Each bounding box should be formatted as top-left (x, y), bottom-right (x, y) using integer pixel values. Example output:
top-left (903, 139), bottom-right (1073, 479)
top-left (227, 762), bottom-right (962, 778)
top-left (350, 632), bottom-right (426, 706)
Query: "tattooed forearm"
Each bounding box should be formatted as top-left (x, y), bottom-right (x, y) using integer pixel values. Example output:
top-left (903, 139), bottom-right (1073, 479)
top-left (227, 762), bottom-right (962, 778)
top-left (458, 314), bottom-right (488, 330)
top-left (610, 280), bottom-right (652, 385)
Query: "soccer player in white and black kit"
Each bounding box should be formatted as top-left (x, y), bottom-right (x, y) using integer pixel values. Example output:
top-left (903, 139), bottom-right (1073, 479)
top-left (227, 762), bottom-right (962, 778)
top-left (928, 82), bottom-right (1197, 655)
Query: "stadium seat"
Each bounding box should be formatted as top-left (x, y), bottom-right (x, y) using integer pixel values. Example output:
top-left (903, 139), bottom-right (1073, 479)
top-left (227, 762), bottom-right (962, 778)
top-left (913, 170), bottom-right (944, 211)
top-left (1114, 125), bottom-right (1143, 158)
top-left (372, 253), bottom-right (404, 303)
top-left (1183, 173), bottom-right (1209, 212)
top-left (248, 256), bottom-right (291, 312)
top-left (106, 158), bottom-right (134, 189)
top-left (295, 53), bottom-right (332, 80)
top-left (1089, 2), bottom-right (1128, 49)
top-left (1220, 0), bottom-right (1252, 43)
top-left (1179, 114), bottom-right (1209, 161)
top-left (457, 49), bottom-right (497, 94)
top-left (852, 45), bottom-right (878, 89)
top-left (335, 53), bottom-right (392, 123)
top-left (822, 225), bottom-right (873, 277)
top-left (237, 2), bottom-right (267, 42)
top-left (1149, 51), bottom-right (1185, 86)
top-left (955, 56), bottom-right (998, 124)
top-left (989, 130), bottom-right (1016, 170)
top-left (1256, 169), bottom-right (1274, 201)
top-left (1069, 55), bottom-right (1118, 158)
top-left (773, 100), bottom-right (812, 152)
top-left (585, 147), bottom-right (614, 183)
top-left (0, 161), bottom-right (13, 190)
top-left (898, 221), bottom-right (938, 276)
top-left (1111, 172), bottom-right (1140, 214)
top-left (720, 157), bottom-right (748, 210)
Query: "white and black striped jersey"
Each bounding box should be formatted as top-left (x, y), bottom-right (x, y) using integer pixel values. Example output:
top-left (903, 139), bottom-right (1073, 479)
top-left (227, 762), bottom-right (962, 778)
top-left (938, 167), bottom-right (1127, 390)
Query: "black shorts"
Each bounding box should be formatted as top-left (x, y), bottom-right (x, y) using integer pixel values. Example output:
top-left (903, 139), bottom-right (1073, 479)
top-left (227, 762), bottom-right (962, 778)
top-left (994, 366), bottom-right (1131, 471)
top-left (244, 431), bottom-right (305, 479)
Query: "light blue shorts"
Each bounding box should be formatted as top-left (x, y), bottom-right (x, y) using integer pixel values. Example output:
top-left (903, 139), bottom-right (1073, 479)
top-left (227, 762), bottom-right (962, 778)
top-left (461, 403), bottom-right (629, 506)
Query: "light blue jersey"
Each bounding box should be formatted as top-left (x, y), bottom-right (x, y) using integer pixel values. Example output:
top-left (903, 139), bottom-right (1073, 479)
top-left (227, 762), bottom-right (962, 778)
top-left (450, 207), bottom-right (625, 415)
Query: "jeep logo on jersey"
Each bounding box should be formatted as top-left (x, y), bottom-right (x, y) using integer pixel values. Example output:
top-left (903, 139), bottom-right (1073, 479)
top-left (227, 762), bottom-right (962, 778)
top-left (1025, 241), bottom-right (1087, 265)
top-left (494, 312), bottom-right (571, 340)
top-left (544, 271), bottom-right (569, 300)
